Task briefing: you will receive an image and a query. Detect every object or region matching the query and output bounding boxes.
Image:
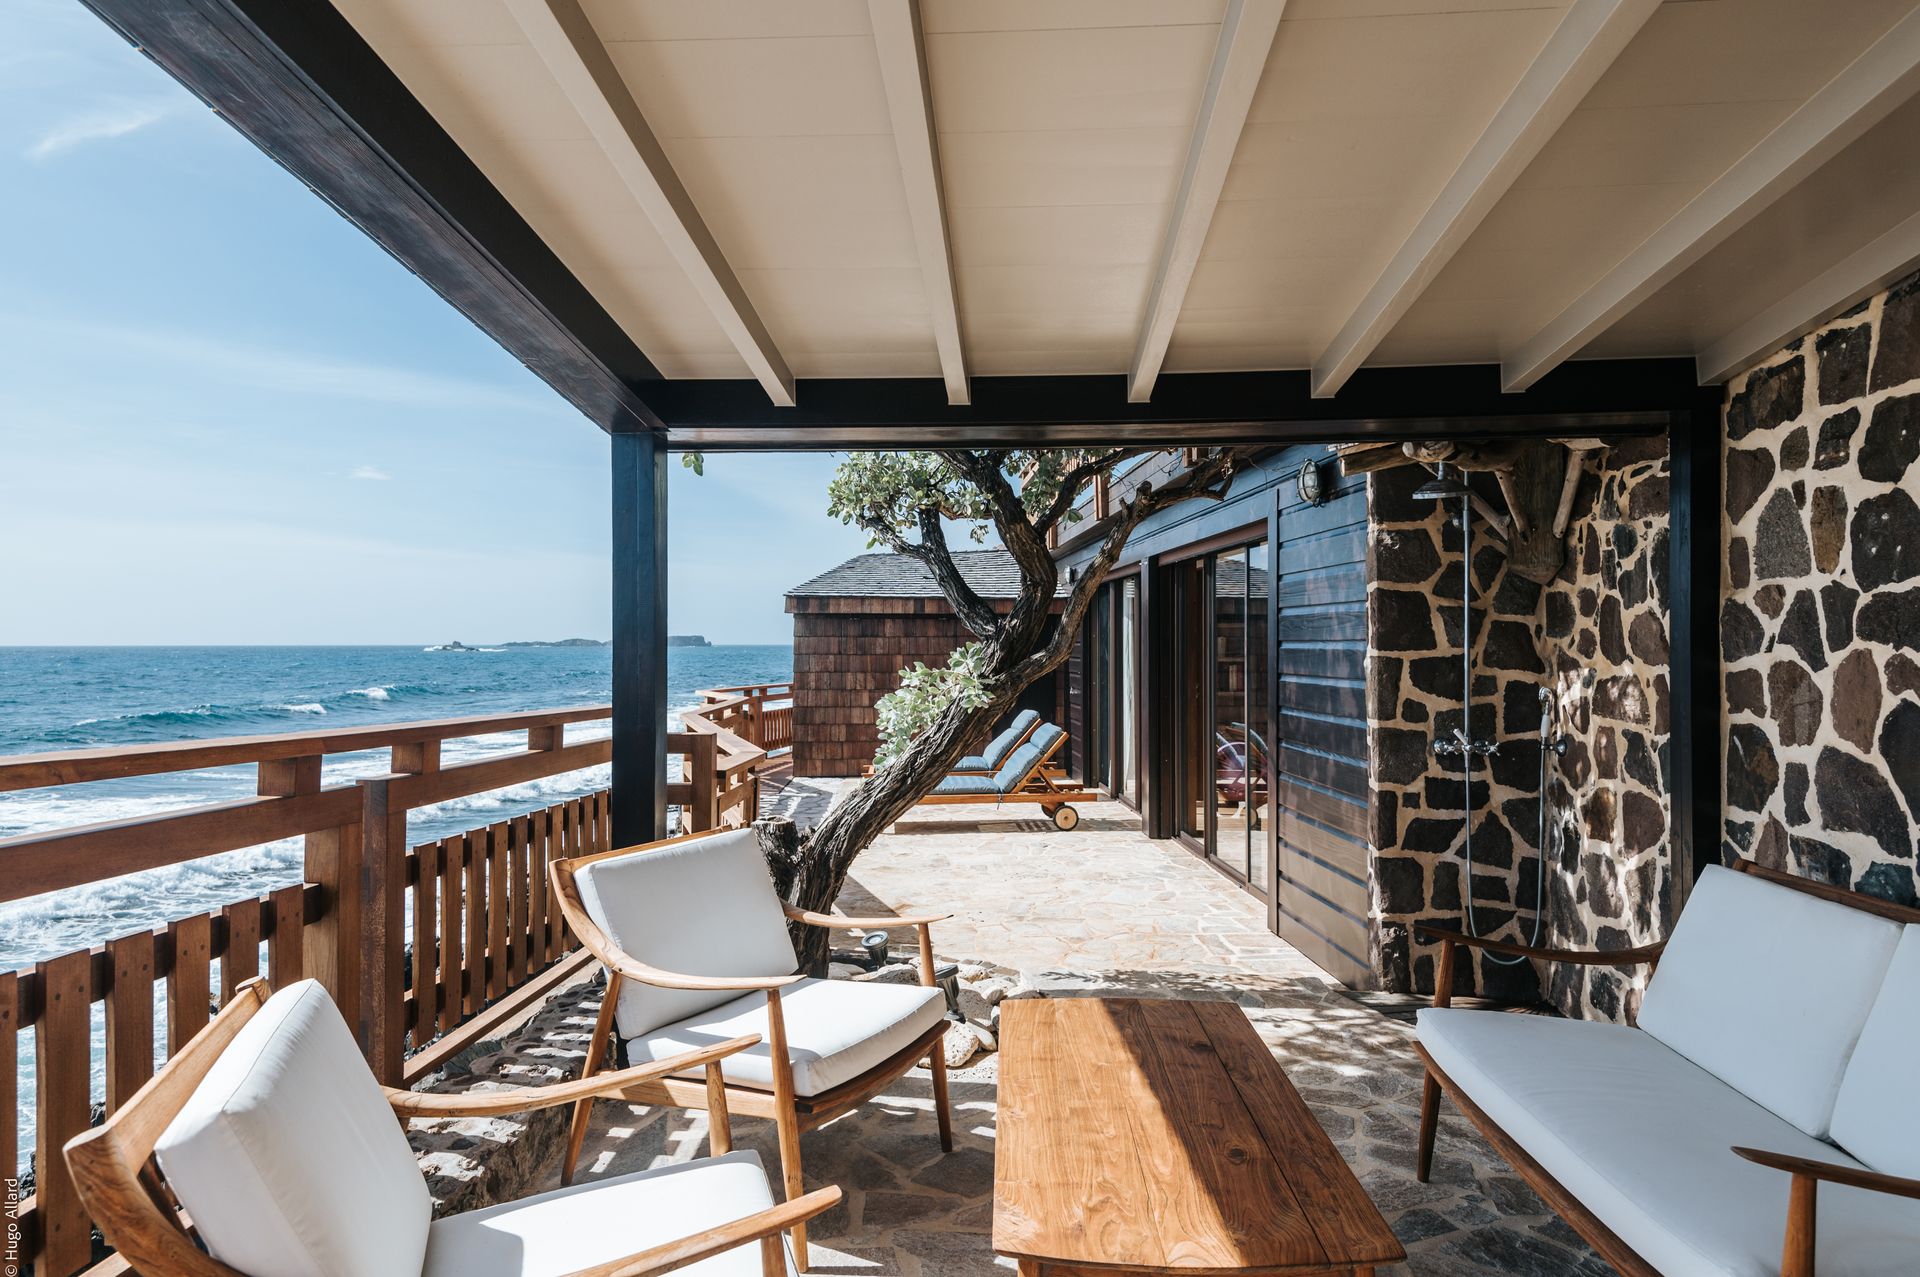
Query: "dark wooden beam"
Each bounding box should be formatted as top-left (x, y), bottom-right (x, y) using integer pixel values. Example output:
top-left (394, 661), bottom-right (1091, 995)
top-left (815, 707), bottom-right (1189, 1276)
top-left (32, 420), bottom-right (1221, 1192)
top-left (652, 360), bottom-right (1706, 450)
top-left (79, 0), bottom-right (663, 434)
top-left (1667, 399), bottom-right (1725, 913)
top-left (611, 432), bottom-right (668, 848)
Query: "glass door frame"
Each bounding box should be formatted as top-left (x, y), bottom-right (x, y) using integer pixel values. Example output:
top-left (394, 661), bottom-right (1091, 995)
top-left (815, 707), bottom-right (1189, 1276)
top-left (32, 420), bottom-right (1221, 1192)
top-left (1161, 524), bottom-right (1274, 902)
top-left (1081, 568), bottom-right (1144, 813)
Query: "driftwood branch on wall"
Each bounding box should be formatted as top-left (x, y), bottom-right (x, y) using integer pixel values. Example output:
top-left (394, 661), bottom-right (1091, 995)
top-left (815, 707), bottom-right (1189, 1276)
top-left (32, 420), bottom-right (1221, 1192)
top-left (1334, 438), bottom-right (1597, 584)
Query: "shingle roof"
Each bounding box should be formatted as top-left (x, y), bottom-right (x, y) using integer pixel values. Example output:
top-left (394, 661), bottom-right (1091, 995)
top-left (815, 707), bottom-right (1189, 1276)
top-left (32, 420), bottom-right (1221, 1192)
top-left (786, 549), bottom-right (1064, 599)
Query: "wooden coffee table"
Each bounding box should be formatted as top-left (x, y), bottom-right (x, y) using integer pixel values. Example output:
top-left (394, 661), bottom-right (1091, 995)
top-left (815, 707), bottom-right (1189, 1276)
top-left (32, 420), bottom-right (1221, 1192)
top-left (993, 998), bottom-right (1405, 1276)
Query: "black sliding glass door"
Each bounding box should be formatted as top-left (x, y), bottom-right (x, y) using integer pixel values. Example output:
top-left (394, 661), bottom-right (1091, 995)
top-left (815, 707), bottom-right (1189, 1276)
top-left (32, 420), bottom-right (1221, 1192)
top-left (1172, 539), bottom-right (1270, 892)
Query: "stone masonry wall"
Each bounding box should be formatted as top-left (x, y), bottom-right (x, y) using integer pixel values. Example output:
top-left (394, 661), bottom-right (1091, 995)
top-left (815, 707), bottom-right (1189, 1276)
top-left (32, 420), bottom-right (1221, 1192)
top-left (1720, 268), bottom-right (1920, 907)
top-left (1539, 438), bottom-right (1673, 1023)
top-left (1367, 466), bottom-right (1548, 1004)
top-left (1365, 443), bottom-right (1674, 1018)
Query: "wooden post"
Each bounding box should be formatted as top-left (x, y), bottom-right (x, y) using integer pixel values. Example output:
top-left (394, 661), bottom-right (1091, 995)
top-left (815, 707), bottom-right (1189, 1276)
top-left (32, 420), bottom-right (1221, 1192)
top-left (357, 776), bottom-right (408, 1084)
top-left (1668, 400), bottom-right (1724, 917)
top-left (690, 732), bottom-right (719, 832)
top-left (612, 429), bottom-right (669, 849)
top-left (269, 754), bottom-right (361, 1027)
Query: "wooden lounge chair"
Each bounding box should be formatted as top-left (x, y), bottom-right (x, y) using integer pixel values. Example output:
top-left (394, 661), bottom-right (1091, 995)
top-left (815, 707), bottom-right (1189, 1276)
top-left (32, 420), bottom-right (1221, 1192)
top-left (914, 722), bottom-right (1095, 830)
top-left (863, 707), bottom-right (1044, 779)
top-left (64, 977), bottom-right (838, 1277)
top-left (549, 826), bottom-right (953, 1272)
top-left (948, 707), bottom-right (1041, 774)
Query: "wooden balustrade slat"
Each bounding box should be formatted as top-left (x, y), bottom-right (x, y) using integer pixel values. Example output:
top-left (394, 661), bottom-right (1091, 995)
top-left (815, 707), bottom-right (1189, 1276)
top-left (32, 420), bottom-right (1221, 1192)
top-left (105, 932), bottom-right (156, 1114)
top-left (438, 836), bottom-right (463, 1034)
top-left (167, 914), bottom-right (213, 1052)
top-left (1, 970), bottom-right (18, 1227)
top-left (527, 807), bottom-right (551, 971)
top-left (508, 815), bottom-right (529, 987)
top-left (551, 804), bottom-right (573, 954)
top-left (463, 829), bottom-right (486, 1017)
top-left (222, 899), bottom-right (261, 1002)
top-left (35, 950), bottom-right (94, 1277)
top-left (412, 841), bottom-right (439, 1044)
top-left (486, 820), bottom-right (510, 1001)
top-left (268, 884), bottom-right (305, 987)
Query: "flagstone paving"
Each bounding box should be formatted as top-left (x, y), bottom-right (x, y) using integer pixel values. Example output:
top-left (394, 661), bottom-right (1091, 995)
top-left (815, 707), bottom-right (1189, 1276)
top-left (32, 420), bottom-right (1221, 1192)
top-left (559, 794), bottom-right (1609, 1276)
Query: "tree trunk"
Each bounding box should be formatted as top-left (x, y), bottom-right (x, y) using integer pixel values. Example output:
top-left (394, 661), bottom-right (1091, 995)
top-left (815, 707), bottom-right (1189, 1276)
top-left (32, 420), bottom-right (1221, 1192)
top-left (779, 674), bottom-right (1035, 970)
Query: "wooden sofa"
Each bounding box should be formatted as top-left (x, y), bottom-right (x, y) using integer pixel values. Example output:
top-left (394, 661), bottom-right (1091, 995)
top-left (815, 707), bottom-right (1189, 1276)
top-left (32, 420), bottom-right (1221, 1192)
top-left (1416, 858), bottom-right (1920, 1277)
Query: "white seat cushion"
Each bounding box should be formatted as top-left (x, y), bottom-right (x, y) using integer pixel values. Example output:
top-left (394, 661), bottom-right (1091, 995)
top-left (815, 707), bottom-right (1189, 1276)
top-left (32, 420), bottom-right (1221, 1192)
top-left (1636, 864), bottom-right (1903, 1137)
top-left (1420, 1007), bottom-right (1920, 1277)
top-left (153, 980), bottom-right (432, 1277)
top-left (576, 828), bottom-right (800, 1039)
top-left (423, 1152), bottom-right (794, 1277)
top-left (1830, 925), bottom-right (1920, 1179)
top-left (629, 977), bottom-right (947, 1097)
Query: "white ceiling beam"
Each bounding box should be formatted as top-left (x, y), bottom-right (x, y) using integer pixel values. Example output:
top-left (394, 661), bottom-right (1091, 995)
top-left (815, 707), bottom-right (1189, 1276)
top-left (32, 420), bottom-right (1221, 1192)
top-left (1504, 6), bottom-right (1920, 394)
top-left (1127, 0), bottom-right (1285, 404)
top-left (868, 0), bottom-right (968, 406)
top-left (1310, 0), bottom-right (1658, 399)
top-left (1695, 208), bottom-right (1920, 386)
top-left (505, 0), bottom-right (796, 406)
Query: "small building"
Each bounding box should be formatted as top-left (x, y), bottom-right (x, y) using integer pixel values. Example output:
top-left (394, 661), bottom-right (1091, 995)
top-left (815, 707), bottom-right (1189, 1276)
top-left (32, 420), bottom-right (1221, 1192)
top-left (785, 550), bottom-right (1066, 778)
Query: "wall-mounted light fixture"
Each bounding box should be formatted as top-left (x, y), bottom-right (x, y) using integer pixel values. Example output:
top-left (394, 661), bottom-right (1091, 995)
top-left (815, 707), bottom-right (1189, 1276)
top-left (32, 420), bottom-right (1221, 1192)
top-left (1297, 458), bottom-right (1328, 506)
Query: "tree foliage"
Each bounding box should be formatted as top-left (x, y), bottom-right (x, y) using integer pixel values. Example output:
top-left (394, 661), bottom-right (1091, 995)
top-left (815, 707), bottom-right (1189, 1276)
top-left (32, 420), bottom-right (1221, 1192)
top-left (871, 642), bottom-right (991, 770)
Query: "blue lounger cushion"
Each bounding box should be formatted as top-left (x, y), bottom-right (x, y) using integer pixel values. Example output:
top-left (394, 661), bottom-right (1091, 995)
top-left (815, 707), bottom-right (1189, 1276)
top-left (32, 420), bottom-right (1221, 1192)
top-left (953, 709), bottom-right (1039, 771)
top-left (933, 774), bottom-right (1001, 796)
top-left (932, 723), bottom-right (1066, 798)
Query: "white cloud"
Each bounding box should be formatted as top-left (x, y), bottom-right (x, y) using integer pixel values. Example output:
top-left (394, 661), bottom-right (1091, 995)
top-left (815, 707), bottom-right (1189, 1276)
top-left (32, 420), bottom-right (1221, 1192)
top-left (27, 100), bottom-right (171, 161)
top-left (0, 312), bottom-right (566, 416)
top-left (351, 465), bottom-right (392, 481)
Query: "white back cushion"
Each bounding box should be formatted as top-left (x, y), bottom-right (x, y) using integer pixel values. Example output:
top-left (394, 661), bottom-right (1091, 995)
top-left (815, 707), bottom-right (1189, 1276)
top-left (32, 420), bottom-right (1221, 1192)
top-left (153, 980), bottom-right (431, 1277)
top-left (1830, 925), bottom-right (1920, 1178)
top-left (1638, 864), bottom-right (1903, 1138)
top-left (576, 828), bottom-right (799, 1038)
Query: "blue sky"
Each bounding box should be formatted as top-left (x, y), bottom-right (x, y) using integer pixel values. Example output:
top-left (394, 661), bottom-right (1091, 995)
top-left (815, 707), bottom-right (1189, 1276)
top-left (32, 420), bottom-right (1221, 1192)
top-left (0, 0), bottom-right (872, 645)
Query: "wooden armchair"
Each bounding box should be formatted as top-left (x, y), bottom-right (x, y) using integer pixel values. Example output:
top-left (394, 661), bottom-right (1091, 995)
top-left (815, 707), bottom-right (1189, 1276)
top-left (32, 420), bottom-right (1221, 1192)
top-left (550, 826), bottom-right (954, 1271)
top-left (64, 977), bottom-right (840, 1277)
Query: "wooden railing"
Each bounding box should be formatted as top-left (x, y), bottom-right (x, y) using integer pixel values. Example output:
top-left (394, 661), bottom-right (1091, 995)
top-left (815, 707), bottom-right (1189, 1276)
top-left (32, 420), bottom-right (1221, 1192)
top-left (0, 690), bottom-right (795, 1276)
top-left (669, 682), bottom-right (793, 833)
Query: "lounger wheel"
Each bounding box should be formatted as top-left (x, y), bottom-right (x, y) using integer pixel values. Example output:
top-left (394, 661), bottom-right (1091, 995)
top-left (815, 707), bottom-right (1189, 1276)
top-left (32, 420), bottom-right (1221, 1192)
top-left (1050, 804), bottom-right (1079, 831)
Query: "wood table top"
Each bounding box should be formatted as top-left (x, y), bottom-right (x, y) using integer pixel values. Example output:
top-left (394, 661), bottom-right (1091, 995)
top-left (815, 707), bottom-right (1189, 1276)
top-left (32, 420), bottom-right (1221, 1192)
top-left (992, 997), bottom-right (1405, 1274)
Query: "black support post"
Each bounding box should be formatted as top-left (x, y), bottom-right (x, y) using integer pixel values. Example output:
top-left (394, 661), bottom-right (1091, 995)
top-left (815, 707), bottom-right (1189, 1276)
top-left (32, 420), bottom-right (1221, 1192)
top-left (1668, 399), bottom-right (1725, 915)
top-left (611, 430), bottom-right (668, 848)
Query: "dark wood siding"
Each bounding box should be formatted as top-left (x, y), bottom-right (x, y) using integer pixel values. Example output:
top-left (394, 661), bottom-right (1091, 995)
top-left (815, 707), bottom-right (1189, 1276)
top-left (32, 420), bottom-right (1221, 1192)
top-left (1271, 469), bottom-right (1373, 988)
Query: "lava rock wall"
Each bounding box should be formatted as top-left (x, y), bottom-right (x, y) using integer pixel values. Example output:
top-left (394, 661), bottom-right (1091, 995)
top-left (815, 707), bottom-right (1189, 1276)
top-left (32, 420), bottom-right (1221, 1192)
top-left (1720, 269), bottom-right (1920, 910)
top-left (1364, 442), bottom-right (1674, 1013)
top-left (1538, 437), bottom-right (1673, 1023)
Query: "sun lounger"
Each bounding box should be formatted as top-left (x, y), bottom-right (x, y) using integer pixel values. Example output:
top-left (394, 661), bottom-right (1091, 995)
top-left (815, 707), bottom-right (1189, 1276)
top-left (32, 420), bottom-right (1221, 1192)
top-left (949, 708), bottom-right (1041, 774)
top-left (915, 722), bottom-right (1094, 829)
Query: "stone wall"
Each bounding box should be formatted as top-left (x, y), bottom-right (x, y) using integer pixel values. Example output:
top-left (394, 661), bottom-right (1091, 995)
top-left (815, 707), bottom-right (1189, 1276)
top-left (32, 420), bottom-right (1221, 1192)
top-left (1719, 269), bottom-right (1920, 908)
top-left (1364, 440), bottom-right (1674, 1018)
top-left (1366, 466), bottom-right (1548, 1004)
top-left (1538, 438), bottom-right (1672, 1023)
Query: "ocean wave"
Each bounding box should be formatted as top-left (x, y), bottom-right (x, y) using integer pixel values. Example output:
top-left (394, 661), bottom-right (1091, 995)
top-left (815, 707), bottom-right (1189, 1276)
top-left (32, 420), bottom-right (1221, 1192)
top-left (349, 685), bottom-right (393, 701)
top-left (282, 702), bottom-right (326, 714)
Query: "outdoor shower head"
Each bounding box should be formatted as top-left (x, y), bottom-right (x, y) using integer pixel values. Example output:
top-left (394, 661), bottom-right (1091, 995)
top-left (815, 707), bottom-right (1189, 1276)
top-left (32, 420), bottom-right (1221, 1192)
top-left (1410, 462), bottom-right (1471, 501)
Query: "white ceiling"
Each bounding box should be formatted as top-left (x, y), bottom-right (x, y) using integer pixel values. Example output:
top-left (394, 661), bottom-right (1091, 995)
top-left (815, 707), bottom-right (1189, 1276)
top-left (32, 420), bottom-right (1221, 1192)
top-left (330, 0), bottom-right (1920, 401)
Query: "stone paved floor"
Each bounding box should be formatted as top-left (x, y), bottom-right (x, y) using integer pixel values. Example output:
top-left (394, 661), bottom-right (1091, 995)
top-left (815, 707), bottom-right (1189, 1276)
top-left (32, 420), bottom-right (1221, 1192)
top-left (560, 795), bottom-right (1610, 1276)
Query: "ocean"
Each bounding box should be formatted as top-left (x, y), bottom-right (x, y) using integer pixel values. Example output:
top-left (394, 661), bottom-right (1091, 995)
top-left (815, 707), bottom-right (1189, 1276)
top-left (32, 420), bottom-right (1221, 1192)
top-left (1, 643), bottom-right (792, 1160)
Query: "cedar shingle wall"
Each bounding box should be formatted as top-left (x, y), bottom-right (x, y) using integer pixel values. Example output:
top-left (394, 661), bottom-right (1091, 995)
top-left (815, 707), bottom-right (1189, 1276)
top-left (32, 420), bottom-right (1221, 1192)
top-left (791, 608), bottom-right (981, 776)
